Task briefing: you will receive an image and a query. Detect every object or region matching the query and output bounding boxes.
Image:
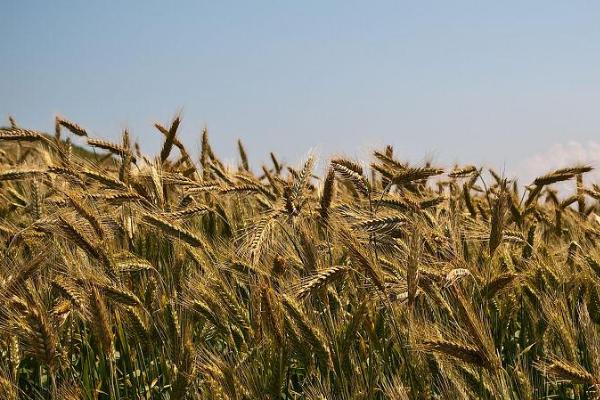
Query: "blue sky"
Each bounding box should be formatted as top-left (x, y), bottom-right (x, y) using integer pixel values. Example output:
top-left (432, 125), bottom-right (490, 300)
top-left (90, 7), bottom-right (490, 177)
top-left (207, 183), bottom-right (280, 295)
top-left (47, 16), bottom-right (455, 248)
top-left (2, 1), bottom-right (600, 177)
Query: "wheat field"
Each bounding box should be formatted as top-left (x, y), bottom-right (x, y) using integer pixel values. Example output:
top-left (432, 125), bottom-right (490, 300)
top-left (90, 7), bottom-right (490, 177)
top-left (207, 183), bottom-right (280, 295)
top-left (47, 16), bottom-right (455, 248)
top-left (1, 115), bottom-right (600, 399)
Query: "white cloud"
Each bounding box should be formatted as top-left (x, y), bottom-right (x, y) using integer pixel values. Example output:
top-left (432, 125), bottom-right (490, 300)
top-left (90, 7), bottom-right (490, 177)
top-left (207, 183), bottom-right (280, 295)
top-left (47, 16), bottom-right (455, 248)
top-left (514, 141), bottom-right (600, 187)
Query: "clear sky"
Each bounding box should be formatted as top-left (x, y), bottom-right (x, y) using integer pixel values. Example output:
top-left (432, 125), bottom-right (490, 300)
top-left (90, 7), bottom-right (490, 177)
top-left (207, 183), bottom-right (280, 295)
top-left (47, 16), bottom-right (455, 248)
top-left (2, 1), bottom-right (600, 179)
